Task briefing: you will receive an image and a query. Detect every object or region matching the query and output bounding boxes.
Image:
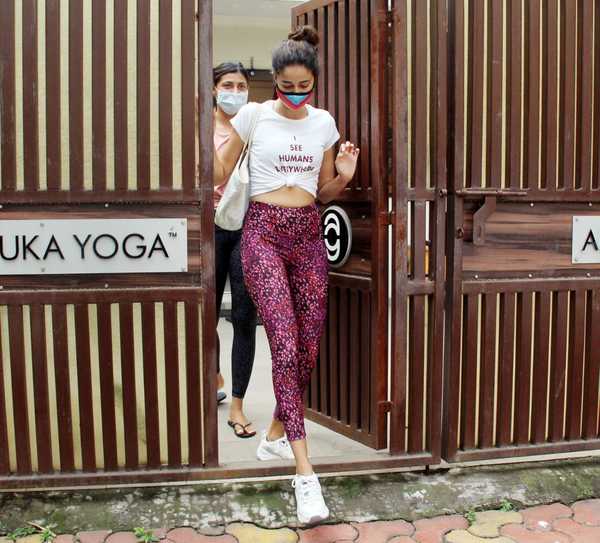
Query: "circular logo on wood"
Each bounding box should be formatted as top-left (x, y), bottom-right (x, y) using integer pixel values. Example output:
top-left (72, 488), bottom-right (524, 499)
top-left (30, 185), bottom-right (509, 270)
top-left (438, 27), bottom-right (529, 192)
top-left (322, 205), bottom-right (352, 268)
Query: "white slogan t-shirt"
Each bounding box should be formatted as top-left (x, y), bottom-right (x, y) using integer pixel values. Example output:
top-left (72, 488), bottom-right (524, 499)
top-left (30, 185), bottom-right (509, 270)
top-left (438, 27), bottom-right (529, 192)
top-left (231, 101), bottom-right (340, 198)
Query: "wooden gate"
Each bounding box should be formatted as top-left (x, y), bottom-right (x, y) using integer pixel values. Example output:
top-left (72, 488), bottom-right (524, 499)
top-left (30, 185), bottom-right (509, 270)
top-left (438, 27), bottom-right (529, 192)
top-left (0, 0), bottom-right (217, 488)
top-left (444, 0), bottom-right (600, 462)
top-left (292, 0), bottom-right (390, 450)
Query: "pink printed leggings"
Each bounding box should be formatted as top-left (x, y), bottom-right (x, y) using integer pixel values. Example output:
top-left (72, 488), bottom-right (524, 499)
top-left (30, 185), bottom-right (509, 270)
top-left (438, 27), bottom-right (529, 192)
top-left (241, 201), bottom-right (328, 441)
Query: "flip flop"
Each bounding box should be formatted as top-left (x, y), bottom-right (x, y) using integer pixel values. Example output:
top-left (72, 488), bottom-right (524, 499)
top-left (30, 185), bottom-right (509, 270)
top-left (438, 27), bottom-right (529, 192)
top-left (228, 420), bottom-right (257, 439)
top-left (217, 390), bottom-right (227, 404)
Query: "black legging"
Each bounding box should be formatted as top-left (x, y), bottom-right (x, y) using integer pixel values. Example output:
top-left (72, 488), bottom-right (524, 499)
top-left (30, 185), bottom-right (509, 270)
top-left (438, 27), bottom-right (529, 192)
top-left (215, 225), bottom-right (257, 399)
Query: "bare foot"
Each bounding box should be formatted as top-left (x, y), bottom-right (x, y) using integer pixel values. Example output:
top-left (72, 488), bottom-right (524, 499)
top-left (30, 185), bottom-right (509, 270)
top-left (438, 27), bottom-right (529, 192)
top-left (217, 373), bottom-right (225, 390)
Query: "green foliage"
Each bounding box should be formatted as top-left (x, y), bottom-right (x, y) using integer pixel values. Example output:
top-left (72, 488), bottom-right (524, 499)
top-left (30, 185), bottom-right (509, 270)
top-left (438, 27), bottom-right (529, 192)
top-left (500, 498), bottom-right (515, 512)
top-left (133, 528), bottom-right (158, 543)
top-left (465, 509), bottom-right (477, 525)
top-left (6, 526), bottom-right (37, 541)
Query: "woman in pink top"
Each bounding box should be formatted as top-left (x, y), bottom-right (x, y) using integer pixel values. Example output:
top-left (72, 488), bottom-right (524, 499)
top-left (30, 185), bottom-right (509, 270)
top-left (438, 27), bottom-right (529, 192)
top-left (213, 63), bottom-right (258, 439)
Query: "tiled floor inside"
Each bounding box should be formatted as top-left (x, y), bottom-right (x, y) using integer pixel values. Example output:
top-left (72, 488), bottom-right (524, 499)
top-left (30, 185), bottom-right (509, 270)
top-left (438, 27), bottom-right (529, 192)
top-left (216, 317), bottom-right (374, 464)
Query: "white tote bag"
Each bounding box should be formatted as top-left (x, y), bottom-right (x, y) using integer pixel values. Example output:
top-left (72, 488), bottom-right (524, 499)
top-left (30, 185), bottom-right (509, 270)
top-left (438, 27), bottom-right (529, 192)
top-left (214, 105), bottom-right (262, 231)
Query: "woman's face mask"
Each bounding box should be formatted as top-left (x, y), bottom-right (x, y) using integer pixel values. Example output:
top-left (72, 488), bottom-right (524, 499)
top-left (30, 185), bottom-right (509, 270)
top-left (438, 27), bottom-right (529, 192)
top-left (275, 86), bottom-right (314, 111)
top-left (217, 90), bottom-right (248, 116)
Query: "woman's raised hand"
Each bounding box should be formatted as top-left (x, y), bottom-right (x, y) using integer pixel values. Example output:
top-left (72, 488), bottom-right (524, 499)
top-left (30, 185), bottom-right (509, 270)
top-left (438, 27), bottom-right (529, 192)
top-left (335, 141), bottom-right (360, 182)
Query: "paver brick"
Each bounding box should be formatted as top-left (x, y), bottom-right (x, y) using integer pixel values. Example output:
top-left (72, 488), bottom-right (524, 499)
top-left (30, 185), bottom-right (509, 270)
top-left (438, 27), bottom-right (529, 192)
top-left (55, 536), bottom-right (76, 543)
top-left (519, 503), bottom-right (572, 531)
top-left (468, 511), bottom-right (523, 538)
top-left (352, 520), bottom-right (413, 542)
top-left (553, 518), bottom-right (600, 542)
top-left (104, 532), bottom-right (137, 543)
top-left (571, 499), bottom-right (600, 526)
top-left (77, 531), bottom-right (112, 543)
top-left (501, 523), bottom-right (571, 543)
top-left (413, 515), bottom-right (468, 543)
top-left (444, 530), bottom-right (515, 543)
top-left (226, 523), bottom-right (297, 543)
top-left (166, 528), bottom-right (235, 543)
top-left (16, 536), bottom-right (43, 543)
top-left (388, 537), bottom-right (418, 543)
top-left (298, 523), bottom-right (356, 542)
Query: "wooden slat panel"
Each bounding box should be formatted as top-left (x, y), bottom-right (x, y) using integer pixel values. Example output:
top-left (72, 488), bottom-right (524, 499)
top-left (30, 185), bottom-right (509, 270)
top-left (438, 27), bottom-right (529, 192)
top-left (159, 0), bottom-right (173, 189)
top-left (594, 0), bottom-right (600, 191)
top-left (453, 0), bottom-right (468, 190)
top-left (74, 304), bottom-right (96, 471)
top-left (337, 0), bottom-right (346, 141)
top-left (579, 1), bottom-right (594, 192)
top-left (582, 289), bottom-right (600, 438)
top-left (118, 302), bottom-right (139, 469)
top-left (327, 1), bottom-right (336, 121)
top-left (349, 289), bottom-right (360, 428)
top-left (114, 0), bottom-right (129, 191)
top-left (141, 302), bottom-right (160, 468)
top-left (508, 0), bottom-right (524, 189)
top-left (548, 291), bottom-right (568, 442)
top-left (92, 0), bottom-right (107, 192)
top-left (496, 292), bottom-right (515, 446)
top-left (338, 287), bottom-right (349, 425)
top-left (408, 294), bottom-right (425, 452)
top-left (531, 291), bottom-right (551, 444)
top-left (181, 0), bottom-right (196, 191)
top-left (489, 0), bottom-right (503, 188)
top-left (52, 304), bottom-right (75, 471)
top-left (543, 0), bottom-right (560, 191)
top-left (360, 289), bottom-right (371, 432)
top-left (560, 1), bottom-right (577, 191)
top-left (0, 316), bottom-right (9, 474)
top-left (359, 0), bottom-right (369, 190)
top-left (525, 0), bottom-right (542, 190)
top-left (316, 7), bottom-right (326, 109)
top-left (461, 294), bottom-right (478, 449)
top-left (478, 293), bottom-right (496, 448)
top-left (8, 306), bottom-right (31, 473)
top-left (136, 0), bottom-right (151, 191)
top-left (163, 301), bottom-right (182, 466)
top-left (514, 291), bottom-right (533, 444)
top-left (185, 301), bottom-right (202, 466)
top-left (22, 0), bottom-right (40, 191)
top-left (29, 305), bottom-right (51, 473)
top-left (0, 1), bottom-right (17, 191)
top-left (412, 202), bottom-right (427, 279)
top-left (97, 303), bottom-right (118, 470)
top-left (328, 287), bottom-right (339, 420)
top-left (469, 0), bottom-right (485, 188)
top-left (69, 0), bottom-right (84, 192)
top-left (348, 0), bottom-right (358, 182)
top-left (566, 290), bottom-right (586, 440)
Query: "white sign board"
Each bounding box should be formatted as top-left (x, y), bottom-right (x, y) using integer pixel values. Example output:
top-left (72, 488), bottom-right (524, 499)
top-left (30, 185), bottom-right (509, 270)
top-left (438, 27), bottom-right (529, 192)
top-left (0, 219), bottom-right (188, 275)
top-left (572, 216), bottom-right (600, 264)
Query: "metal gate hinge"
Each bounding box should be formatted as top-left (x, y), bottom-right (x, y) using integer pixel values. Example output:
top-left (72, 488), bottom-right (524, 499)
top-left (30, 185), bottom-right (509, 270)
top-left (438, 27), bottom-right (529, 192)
top-left (385, 211), bottom-right (395, 226)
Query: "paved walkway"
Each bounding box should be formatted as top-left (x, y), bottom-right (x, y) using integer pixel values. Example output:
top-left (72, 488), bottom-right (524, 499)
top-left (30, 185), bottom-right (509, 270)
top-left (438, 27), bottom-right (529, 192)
top-left (5, 499), bottom-right (600, 543)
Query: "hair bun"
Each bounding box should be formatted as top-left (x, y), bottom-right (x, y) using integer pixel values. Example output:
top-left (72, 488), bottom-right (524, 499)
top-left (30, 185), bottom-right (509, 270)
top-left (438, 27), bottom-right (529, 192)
top-left (288, 25), bottom-right (319, 48)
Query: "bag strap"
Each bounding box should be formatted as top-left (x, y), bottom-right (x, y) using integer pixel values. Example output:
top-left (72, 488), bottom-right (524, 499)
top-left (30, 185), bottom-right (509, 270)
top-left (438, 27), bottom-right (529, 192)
top-left (245, 103), bottom-right (262, 150)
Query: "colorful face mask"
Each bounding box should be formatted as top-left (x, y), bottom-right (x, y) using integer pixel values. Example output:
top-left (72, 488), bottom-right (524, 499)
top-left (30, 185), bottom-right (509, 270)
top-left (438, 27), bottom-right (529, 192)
top-left (276, 86), bottom-right (314, 110)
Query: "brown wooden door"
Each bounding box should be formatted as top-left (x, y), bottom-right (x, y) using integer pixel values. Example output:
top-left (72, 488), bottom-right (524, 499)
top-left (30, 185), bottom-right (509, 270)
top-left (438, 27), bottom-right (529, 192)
top-left (387, 0), bottom-right (447, 464)
top-left (444, 0), bottom-right (600, 463)
top-left (292, 0), bottom-right (390, 450)
top-left (0, 0), bottom-right (218, 488)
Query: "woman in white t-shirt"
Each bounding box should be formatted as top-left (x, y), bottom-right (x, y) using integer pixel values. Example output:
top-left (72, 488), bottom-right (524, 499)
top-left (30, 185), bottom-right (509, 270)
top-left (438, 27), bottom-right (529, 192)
top-left (214, 26), bottom-right (359, 524)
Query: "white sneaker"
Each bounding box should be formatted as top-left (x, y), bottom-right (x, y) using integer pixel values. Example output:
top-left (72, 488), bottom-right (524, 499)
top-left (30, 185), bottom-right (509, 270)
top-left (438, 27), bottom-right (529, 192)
top-left (293, 473), bottom-right (330, 525)
top-left (256, 431), bottom-right (294, 461)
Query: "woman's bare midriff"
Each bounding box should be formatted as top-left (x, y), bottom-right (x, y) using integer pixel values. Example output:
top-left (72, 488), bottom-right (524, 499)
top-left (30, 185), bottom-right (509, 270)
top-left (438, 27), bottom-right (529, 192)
top-left (250, 186), bottom-right (316, 208)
